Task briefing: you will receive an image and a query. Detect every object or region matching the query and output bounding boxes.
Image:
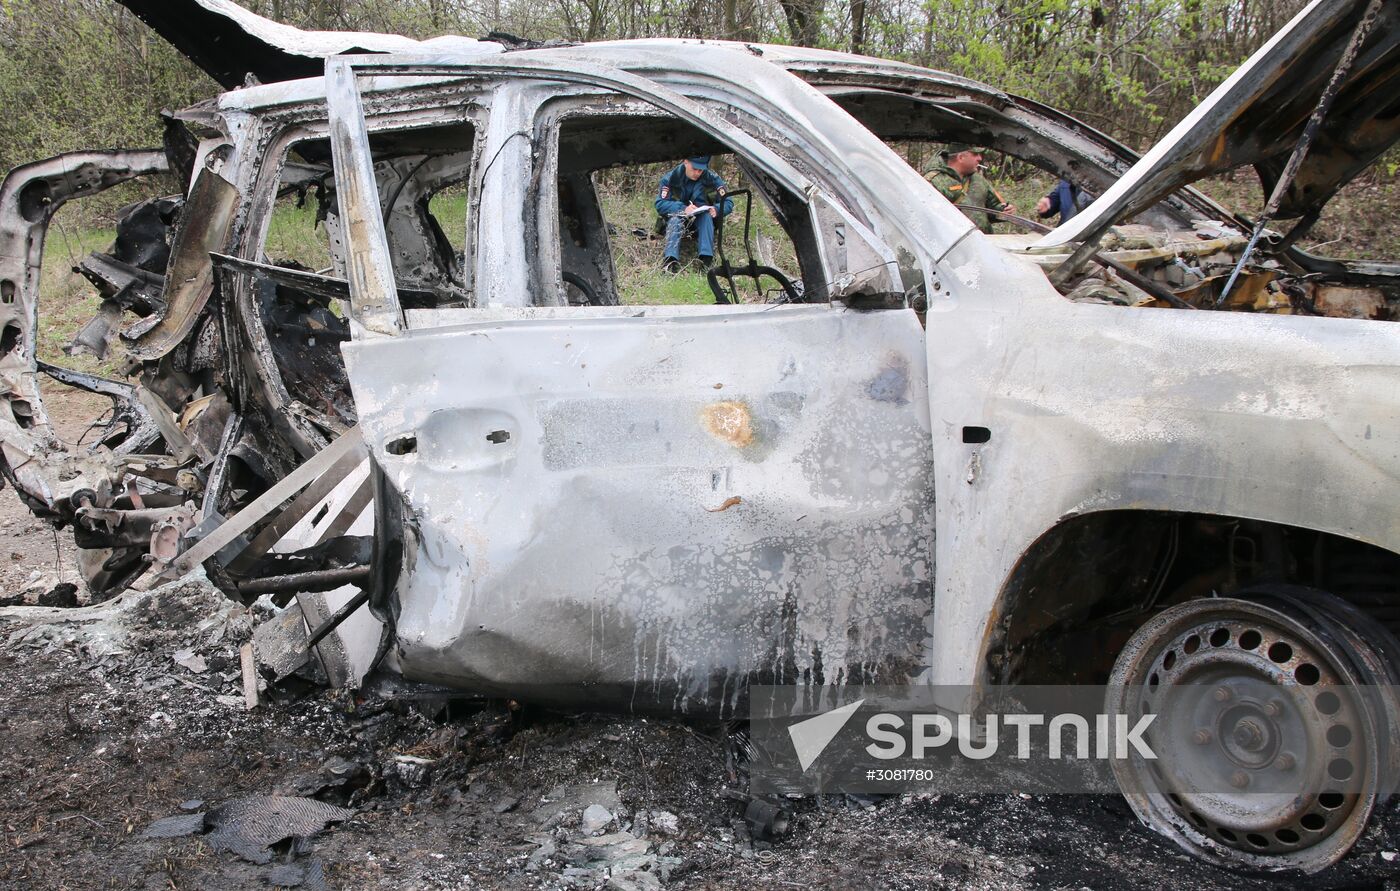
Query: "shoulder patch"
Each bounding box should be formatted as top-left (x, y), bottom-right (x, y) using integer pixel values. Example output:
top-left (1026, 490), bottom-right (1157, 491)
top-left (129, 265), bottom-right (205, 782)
top-left (660, 186), bottom-right (669, 199)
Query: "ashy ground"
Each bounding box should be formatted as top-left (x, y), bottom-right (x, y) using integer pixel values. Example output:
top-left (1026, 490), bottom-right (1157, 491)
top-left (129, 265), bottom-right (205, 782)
top-left (4, 574), bottom-right (1400, 890)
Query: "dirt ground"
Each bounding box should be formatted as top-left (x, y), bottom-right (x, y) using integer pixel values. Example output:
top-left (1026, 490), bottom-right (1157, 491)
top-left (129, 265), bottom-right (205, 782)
top-left (0, 384), bottom-right (107, 605)
top-left (4, 388), bottom-right (1400, 891)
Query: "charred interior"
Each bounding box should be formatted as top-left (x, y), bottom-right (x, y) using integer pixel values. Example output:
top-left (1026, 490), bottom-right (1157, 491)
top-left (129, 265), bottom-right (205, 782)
top-left (989, 512), bottom-right (1400, 686)
top-left (823, 79), bottom-right (1400, 319)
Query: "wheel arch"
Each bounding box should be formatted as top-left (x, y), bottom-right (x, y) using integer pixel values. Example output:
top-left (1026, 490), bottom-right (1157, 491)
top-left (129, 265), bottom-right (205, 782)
top-left (981, 508), bottom-right (1400, 687)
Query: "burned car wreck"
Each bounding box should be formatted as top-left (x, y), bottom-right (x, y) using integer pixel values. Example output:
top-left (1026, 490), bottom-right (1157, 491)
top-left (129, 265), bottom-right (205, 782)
top-left (3, 0), bottom-right (1400, 874)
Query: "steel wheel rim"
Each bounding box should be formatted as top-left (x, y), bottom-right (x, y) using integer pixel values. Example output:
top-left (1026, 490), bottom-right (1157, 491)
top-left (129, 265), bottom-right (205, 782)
top-left (1107, 597), bottom-right (1387, 872)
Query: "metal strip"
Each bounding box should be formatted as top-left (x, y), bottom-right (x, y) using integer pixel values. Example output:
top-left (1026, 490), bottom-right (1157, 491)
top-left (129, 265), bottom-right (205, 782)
top-left (1216, 0), bottom-right (1383, 306)
top-left (325, 58), bottom-right (404, 336)
top-left (236, 565), bottom-right (371, 597)
top-left (134, 386), bottom-right (198, 464)
top-left (201, 412), bottom-right (244, 519)
top-left (152, 426), bottom-right (364, 583)
top-left (225, 442), bottom-right (368, 574)
top-left (314, 475), bottom-right (374, 544)
top-left (305, 588), bottom-right (372, 649)
top-left (125, 168), bottom-right (241, 359)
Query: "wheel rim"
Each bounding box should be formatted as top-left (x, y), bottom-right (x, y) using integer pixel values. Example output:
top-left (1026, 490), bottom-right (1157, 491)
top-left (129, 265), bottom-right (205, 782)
top-left (1107, 596), bottom-right (1394, 872)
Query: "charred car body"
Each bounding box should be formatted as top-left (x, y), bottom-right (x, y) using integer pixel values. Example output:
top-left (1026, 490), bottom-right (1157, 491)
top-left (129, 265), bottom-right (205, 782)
top-left (2, 0), bottom-right (1399, 873)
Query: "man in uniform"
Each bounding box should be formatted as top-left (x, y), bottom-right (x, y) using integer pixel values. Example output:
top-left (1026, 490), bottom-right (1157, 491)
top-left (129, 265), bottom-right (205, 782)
top-left (655, 156), bottom-right (734, 273)
top-left (924, 144), bottom-right (1016, 233)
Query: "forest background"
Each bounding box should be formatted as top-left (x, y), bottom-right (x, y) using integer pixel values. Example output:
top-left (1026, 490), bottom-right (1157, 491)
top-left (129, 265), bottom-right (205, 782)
top-left (0, 0), bottom-right (1323, 170)
top-left (0, 0), bottom-right (1394, 281)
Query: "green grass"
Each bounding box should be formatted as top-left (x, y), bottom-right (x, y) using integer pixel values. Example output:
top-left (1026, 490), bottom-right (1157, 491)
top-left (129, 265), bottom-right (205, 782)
top-left (262, 189), bottom-right (471, 271)
top-left (595, 164), bottom-right (801, 305)
top-left (263, 196), bottom-right (333, 270)
top-left (429, 190), bottom-right (468, 254)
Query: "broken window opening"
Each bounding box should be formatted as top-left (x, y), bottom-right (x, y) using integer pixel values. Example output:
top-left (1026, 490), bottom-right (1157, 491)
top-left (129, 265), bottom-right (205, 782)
top-left (250, 118), bottom-right (480, 426)
top-left (264, 161), bottom-right (336, 275)
top-left (540, 101), bottom-right (822, 308)
top-left (244, 135), bottom-right (353, 429)
top-left (363, 119), bottom-right (478, 305)
top-left (15, 167), bottom-right (184, 463)
top-left (38, 177), bottom-right (183, 374)
top-left (259, 113), bottom-right (478, 305)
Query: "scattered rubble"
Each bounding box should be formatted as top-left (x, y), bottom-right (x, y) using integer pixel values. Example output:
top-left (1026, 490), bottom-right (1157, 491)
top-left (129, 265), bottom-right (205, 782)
top-left (1, 576), bottom-right (1397, 888)
top-left (172, 647), bottom-right (208, 673)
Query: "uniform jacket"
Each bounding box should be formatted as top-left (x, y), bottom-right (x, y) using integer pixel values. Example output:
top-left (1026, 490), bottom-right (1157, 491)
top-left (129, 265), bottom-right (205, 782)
top-left (925, 163), bottom-right (1010, 233)
top-left (655, 164), bottom-right (735, 218)
top-left (1039, 179), bottom-right (1093, 226)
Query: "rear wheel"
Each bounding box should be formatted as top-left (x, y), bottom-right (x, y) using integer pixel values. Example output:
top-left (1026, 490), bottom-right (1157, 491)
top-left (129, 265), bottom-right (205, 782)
top-left (1107, 589), bottom-right (1400, 872)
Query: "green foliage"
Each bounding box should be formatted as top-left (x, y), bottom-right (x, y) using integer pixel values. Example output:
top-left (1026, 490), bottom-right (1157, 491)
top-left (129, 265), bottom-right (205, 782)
top-left (0, 0), bottom-right (217, 172)
top-left (0, 0), bottom-right (1315, 175)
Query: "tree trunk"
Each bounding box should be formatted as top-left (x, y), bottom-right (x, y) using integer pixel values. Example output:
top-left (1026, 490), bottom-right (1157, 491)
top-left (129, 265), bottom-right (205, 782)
top-left (778, 0), bottom-right (824, 46)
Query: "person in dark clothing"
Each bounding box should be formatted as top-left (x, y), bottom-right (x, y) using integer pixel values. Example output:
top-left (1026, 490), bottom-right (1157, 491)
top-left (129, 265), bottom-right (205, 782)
top-left (1035, 178), bottom-right (1093, 226)
top-left (655, 156), bottom-right (734, 272)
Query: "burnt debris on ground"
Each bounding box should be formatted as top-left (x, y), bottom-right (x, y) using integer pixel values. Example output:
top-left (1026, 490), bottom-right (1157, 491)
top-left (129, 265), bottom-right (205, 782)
top-left (2, 577), bottom-right (1399, 890)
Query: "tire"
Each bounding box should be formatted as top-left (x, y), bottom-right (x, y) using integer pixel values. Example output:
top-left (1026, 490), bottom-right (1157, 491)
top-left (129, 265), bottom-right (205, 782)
top-left (1105, 589), bottom-right (1400, 872)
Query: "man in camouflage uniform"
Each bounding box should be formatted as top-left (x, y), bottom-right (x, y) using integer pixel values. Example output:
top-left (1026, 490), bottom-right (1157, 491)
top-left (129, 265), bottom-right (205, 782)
top-left (924, 143), bottom-right (1016, 233)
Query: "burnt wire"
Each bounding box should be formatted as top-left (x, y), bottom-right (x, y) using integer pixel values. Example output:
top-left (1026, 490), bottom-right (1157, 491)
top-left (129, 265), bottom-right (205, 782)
top-left (479, 130), bottom-right (531, 189)
top-left (75, 404), bottom-right (116, 449)
top-left (765, 257), bottom-right (901, 309)
top-left (381, 155), bottom-right (434, 226)
top-left (1101, 520), bottom-right (1181, 623)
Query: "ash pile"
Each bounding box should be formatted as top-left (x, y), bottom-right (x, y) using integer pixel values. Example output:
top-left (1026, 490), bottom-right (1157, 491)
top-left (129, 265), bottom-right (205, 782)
top-left (0, 576), bottom-right (816, 890)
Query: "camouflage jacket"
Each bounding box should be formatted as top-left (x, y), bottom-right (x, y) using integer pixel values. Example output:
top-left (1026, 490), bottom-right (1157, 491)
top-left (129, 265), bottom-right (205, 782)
top-left (924, 163), bottom-right (1011, 233)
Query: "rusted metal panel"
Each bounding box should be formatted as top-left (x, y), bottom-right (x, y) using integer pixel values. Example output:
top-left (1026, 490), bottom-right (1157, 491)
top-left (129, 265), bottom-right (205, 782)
top-left (125, 168), bottom-right (240, 361)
